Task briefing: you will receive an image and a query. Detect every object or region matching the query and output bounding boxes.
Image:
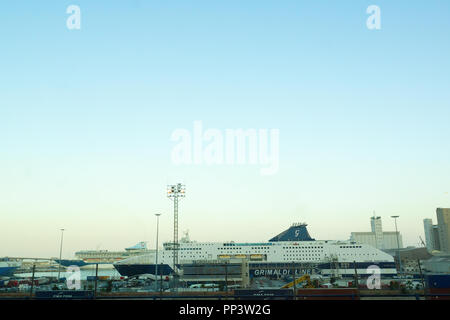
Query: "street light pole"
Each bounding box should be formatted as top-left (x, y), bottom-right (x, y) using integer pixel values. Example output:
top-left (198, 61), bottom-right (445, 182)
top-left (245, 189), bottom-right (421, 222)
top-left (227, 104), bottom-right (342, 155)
top-left (57, 228), bottom-right (65, 281)
top-left (155, 214), bottom-right (161, 292)
top-left (391, 216), bottom-right (402, 276)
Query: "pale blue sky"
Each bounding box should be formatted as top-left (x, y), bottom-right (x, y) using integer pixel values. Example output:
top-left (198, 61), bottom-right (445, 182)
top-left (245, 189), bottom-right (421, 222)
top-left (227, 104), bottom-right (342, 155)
top-left (1, 1), bottom-right (449, 257)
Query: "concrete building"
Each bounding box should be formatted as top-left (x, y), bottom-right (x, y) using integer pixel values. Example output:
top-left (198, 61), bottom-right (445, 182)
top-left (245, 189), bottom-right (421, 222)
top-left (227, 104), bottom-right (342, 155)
top-left (436, 208), bottom-right (450, 253)
top-left (423, 218), bottom-right (441, 252)
top-left (350, 232), bottom-right (378, 248)
top-left (424, 218), bottom-right (434, 252)
top-left (433, 226), bottom-right (441, 251)
top-left (382, 232), bottom-right (403, 250)
top-left (350, 215), bottom-right (403, 250)
top-left (371, 216), bottom-right (383, 249)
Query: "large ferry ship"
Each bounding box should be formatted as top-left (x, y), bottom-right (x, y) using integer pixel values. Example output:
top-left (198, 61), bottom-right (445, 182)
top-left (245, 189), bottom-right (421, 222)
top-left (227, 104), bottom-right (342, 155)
top-left (55, 242), bottom-right (154, 269)
top-left (113, 223), bottom-right (397, 278)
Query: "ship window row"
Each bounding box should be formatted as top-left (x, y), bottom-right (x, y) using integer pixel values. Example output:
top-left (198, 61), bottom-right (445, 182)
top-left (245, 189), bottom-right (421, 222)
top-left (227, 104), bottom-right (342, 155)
top-left (283, 254), bottom-right (321, 257)
top-left (338, 253), bottom-right (377, 256)
top-left (224, 243), bottom-right (272, 247)
top-left (283, 257), bottom-right (321, 261)
top-left (181, 248), bottom-right (201, 251)
top-left (340, 246), bottom-right (362, 249)
top-left (220, 247), bottom-right (272, 251)
top-left (283, 246), bottom-right (323, 249)
top-left (285, 249), bottom-right (322, 252)
top-left (223, 245), bottom-right (271, 250)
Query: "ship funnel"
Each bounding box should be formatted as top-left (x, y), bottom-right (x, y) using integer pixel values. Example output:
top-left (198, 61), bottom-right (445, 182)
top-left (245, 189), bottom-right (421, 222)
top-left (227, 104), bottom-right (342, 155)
top-left (269, 223), bottom-right (315, 242)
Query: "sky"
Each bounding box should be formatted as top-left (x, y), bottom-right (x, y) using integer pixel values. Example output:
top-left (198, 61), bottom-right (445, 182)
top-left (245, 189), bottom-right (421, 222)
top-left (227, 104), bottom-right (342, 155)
top-left (1, 1), bottom-right (450, 258)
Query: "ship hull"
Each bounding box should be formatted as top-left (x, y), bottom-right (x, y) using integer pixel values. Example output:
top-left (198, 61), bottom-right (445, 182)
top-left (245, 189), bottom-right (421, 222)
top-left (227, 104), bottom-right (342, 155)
top-left (54, 259), bottom-right (89, 267)
top-left (251, 261), bottom-right (397, 278)
top-left (0, 267), bottom-right (18, 277)
top-left (54, 259), bottom-right (113, 269)
top-left (426, 274), bottom-right (450, 289)
top-left (113, 261), bottom-right (397, 278)
top-left (113, 264), bottom-right (174, 277)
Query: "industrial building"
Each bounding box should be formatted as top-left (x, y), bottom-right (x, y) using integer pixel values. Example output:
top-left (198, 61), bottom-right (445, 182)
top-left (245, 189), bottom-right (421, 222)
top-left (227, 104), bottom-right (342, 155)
top-left (350, 215), bottom-right (403, 250)
top-left (424, 208), bottom-right (450, 253)
top-left (424, 218), bottom-right (441, 252)
top-left (436, 208), bottom-right (450, 253)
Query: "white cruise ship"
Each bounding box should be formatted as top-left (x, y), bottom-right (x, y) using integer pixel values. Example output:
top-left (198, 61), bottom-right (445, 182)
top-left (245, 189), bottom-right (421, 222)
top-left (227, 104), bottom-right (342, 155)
top-left (114, 223), bottom-right (397, 278)
top-left (55, 242), bottom-right (154, 270)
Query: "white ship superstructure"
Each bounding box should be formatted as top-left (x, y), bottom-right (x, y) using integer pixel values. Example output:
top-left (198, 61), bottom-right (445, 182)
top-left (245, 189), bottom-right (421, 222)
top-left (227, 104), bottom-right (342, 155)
top-left (55, 242), bottom-right (154, 269)
top-left (75, 241), bottom-right (151, 263)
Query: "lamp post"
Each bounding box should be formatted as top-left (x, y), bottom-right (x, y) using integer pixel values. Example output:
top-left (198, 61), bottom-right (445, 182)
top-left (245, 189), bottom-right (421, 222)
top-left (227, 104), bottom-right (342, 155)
top-left (57, 228), bottom-right (65, 281)
top-left (155, 213), bottom-right (161, 292)
top-left (391, 216), bottom-right (402, 276)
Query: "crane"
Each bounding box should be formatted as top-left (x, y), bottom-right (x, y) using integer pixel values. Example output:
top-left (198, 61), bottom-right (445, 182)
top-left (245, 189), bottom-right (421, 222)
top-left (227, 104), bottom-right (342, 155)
top-left (281, 274), bottom-right (314, 289)
top-left (419, 236), bottom-right (426, 248)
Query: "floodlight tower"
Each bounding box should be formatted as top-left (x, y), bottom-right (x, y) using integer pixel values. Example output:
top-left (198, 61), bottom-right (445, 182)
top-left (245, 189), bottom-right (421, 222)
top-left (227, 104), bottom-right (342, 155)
top-left (167, 183), bottom-right (185, 272)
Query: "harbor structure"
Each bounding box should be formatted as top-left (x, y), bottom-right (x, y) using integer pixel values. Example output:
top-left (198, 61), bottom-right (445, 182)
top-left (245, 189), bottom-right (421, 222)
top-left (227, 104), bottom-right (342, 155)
top-left (423, 218), bottom-right (441, 252)
top-left (424, 218), bottom-right (435, 252)
top-left (437, 208), bottom-right (450, 253)
top-left (350, 215), bottom-right (403, 250)
top-left (371, 214), bottom-right (383, 249)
